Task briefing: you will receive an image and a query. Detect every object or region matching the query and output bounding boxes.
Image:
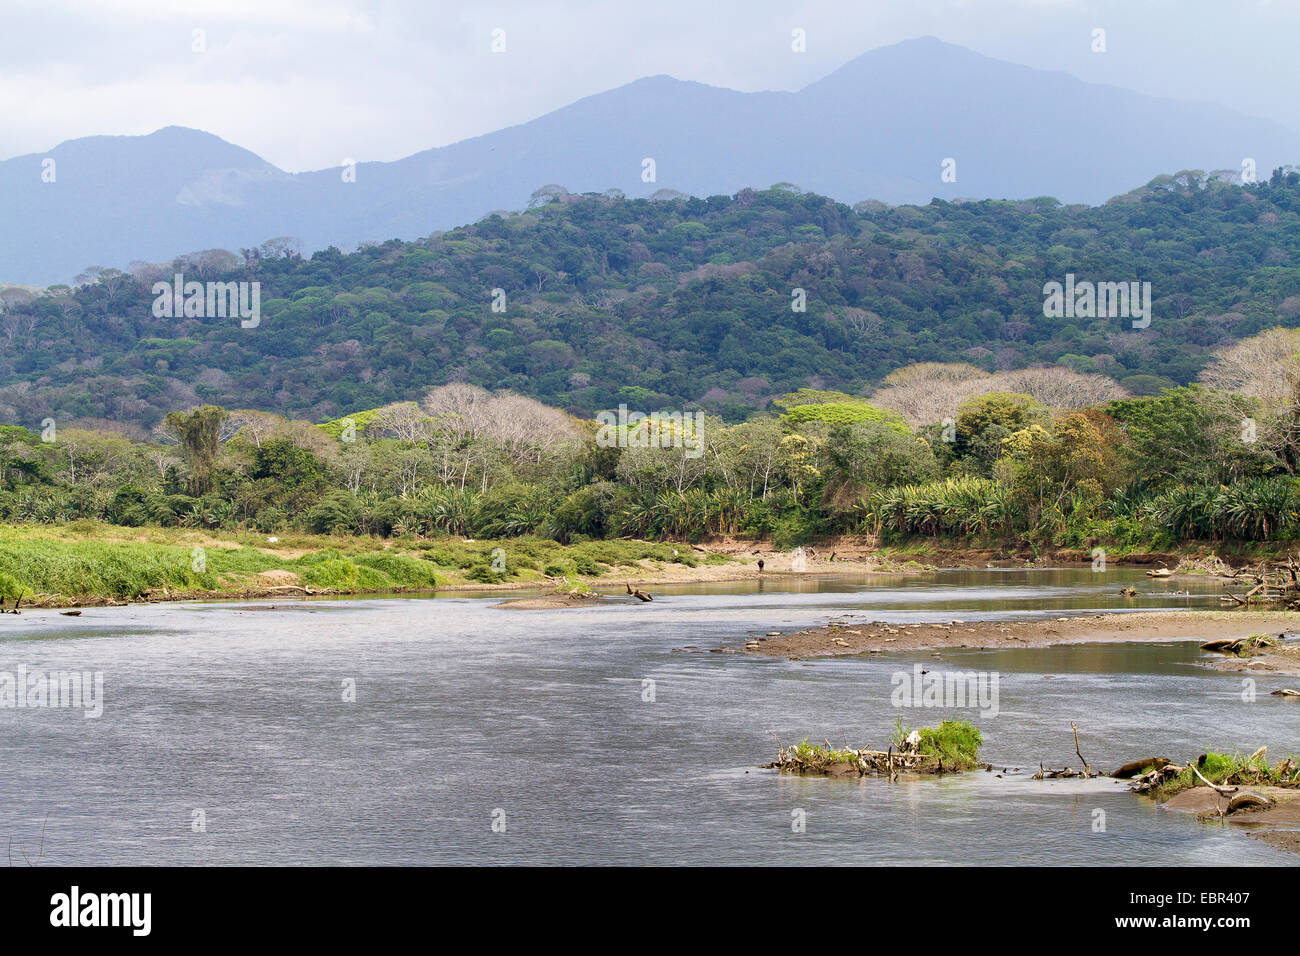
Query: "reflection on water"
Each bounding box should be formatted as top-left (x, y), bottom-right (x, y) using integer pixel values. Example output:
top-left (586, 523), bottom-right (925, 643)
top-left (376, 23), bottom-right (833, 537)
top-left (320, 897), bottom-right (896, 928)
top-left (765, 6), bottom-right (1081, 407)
top-left (0, 569), bottom-right (1294, 865)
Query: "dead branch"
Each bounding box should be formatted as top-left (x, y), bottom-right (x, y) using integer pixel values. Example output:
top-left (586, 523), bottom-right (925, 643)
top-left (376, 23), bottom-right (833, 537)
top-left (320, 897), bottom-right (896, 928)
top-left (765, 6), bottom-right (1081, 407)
top-left (1192, 763), bottom-right (1238, 796)
top-left (1071, 722), bottom-right (1092, 778)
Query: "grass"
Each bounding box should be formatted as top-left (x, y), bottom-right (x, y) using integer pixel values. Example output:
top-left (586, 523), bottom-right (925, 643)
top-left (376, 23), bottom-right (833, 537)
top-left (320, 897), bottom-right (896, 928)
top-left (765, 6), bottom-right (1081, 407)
top-left (789, 739), bottom-right (860, 766)
top-left (0, 527), bottom-right (442, 602)
top-left (0, 523), bottom-right (740, 603)
top-left (411, 535), bottom-right (730, 582)
top-left (1235, 633), bottom-right (1278, 655)
top-left (778, 722), bottom-right (983, 776)
top-left (1151, 750), bottom-right (1300, 800)
top-left (894, 718), bottom-right (983, 770)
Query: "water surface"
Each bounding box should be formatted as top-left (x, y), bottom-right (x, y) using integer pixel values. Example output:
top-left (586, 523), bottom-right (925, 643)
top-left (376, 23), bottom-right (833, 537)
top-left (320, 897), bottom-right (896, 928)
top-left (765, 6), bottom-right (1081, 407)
top-left (1, 569), bottom-right (1294, 865)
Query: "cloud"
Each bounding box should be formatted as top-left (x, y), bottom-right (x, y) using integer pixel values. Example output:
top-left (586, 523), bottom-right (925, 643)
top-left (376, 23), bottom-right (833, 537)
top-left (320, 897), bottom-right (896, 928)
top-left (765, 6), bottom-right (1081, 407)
top-left (0, 0), bottom-right (1296, 171)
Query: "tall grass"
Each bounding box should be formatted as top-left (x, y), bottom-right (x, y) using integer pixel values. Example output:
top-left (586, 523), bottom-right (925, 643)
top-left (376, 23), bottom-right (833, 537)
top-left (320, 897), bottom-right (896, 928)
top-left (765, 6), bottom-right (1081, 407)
top-left (0, 525), bottom-right (731, 601)
top-left (0, 528), bottom-right (439, 600)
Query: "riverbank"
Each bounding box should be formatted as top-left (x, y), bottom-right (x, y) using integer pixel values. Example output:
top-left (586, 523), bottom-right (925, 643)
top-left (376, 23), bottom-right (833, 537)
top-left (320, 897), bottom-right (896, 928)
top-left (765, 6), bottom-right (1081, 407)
top-left (1161, 781), bottom-right (1300, 854)
top-left (732, 610), bottom-right (1300, 666)
top-left (4, 521), bottom-right (1296, 610)
top-left (696, 533), bottom-right (1300, 569)
top-left (0, 522), bottom-right (951, 607)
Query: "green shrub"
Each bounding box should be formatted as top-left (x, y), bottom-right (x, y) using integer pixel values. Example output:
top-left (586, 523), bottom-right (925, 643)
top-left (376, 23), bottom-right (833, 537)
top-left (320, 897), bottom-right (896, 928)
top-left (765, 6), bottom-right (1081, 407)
top-left (892, 720), bottom-right (983, 770)
top-left (465, 564), bottom-right (506, 584)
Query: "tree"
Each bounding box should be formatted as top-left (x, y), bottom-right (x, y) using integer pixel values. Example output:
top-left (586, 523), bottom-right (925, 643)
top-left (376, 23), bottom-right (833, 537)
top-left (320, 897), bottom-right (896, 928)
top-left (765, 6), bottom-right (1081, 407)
top-left (825, 421), bottom-right (938, 491)
top-left (251, 438), bottom-right (328, 492)
top-left (1106, 386), bottom-right (1264, 487)
top-left (1198, 328), bottom-right (1300, 474)
top-left (161, 405), bottom-right (228, 494)
top-left (953, 393), bottom-right (1047, 474)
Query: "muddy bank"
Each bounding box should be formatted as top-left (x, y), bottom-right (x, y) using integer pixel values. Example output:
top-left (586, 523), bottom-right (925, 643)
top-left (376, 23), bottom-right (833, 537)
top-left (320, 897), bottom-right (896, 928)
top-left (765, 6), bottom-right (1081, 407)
top-left (493, 593), bottom-right (610, 610)
top-left (1162, 786), bottom-right (1300, 855)
top-left (1201, 639), bottom-right (1300, 676)
top-left (444, 557), bottom-right (894, 592)
top-left (727, 610), bottom-right (1300, 659)
top-left (12, 552), bottom-right (901, 610)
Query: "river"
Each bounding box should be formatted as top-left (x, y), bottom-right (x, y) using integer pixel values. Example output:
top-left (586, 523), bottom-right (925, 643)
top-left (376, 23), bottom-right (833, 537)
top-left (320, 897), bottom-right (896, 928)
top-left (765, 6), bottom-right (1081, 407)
top-left (1, 568), bottom-right (1296, 865)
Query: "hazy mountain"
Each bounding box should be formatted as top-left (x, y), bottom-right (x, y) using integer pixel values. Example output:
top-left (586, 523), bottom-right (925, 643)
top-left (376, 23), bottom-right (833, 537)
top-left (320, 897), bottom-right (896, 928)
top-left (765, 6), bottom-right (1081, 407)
top-left (3, 36), bottom-right (1298, 286)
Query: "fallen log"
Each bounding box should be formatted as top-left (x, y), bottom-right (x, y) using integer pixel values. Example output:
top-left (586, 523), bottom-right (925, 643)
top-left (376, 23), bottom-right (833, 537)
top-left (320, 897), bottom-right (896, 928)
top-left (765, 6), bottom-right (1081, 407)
top-left (626, 582), bottom-right (653, 602)
top-left (1113, 757), bottom-right (1172, 779)
top-left (1033, 766), bottom-right (1085, 779)
top-left (1129, 763), bottom-right (1184, 792)
top-left (1200, 637), bottom-right (1240, 651)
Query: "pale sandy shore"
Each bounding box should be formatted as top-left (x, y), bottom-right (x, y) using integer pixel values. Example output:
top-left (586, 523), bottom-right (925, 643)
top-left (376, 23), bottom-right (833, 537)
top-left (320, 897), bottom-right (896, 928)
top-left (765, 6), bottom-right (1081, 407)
top-left (723, 610), bottom-right (1300, 668)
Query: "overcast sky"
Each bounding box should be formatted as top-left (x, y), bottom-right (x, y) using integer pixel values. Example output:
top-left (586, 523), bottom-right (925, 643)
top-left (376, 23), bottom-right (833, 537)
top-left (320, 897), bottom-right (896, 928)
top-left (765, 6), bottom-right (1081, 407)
top-left (2, 0), bottom-right (1296, 172)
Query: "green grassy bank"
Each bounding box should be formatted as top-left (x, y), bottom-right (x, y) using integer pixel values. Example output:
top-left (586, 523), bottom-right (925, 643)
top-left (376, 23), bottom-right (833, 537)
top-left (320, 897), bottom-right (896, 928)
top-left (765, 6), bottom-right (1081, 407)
top-left (0, 522), bottom-right (734, 606)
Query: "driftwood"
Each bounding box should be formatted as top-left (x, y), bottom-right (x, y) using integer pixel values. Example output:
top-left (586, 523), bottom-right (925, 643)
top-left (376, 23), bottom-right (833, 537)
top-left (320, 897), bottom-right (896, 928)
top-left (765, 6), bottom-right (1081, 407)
top-left (1200, 637), bottom-right (1241, 651)
top-left (1192, 761), bottom-right (1238, 796)
top-left (1217, 553), bottom-right (1300, 605)
top-left (1031, 724), bottom-right (1096, 780)
top-left (1113, 757), bottom-right (1172, 779)
top-left (1221, 586), bottom-right (1247, 606)
top-left (766, 740), bottom-right (945, 778)
top-left (1127, 743), bottom-right (1300, 795)
top-left (1200, 634), bottom-right (1275, 655)
top-left (1129, 763), bottom-right (1185, 792)
top-left (1072, 722), bottom-right (1092, 778)
top-left (59, 610), bottom-right (81, 616)
top-left (626, 582), bottom-right (653, 602)
top-left (1033, 765), bottom-right (1088, 779)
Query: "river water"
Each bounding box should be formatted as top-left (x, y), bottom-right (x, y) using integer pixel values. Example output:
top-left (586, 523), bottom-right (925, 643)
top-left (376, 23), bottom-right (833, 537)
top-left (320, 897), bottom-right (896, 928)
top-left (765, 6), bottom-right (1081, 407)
top-left (1, 568), bottom-right (1296, 865)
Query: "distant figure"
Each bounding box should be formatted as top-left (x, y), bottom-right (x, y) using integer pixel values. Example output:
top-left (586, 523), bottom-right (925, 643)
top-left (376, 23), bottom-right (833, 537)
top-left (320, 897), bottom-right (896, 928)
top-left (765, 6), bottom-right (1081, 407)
top-left (757, 559), bottom-right (765, 572)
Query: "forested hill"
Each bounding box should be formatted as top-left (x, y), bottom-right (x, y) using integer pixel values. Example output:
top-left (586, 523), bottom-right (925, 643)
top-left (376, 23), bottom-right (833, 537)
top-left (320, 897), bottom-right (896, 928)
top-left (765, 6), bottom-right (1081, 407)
top-left (3, 169), bottom-right (1300, 430)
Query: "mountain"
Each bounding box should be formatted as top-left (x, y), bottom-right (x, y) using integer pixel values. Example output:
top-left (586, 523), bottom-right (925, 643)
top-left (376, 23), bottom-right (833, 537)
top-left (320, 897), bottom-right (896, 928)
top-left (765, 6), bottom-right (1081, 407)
top-left (3, 173), bottom-right (1300, 430)
top-left (2, 36), bottom-right (1299, 287)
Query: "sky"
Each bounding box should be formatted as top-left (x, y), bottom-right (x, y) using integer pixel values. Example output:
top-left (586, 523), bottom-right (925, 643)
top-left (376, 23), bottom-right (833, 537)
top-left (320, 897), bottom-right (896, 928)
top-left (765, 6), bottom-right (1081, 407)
top-left (1, 0), bottom-right (1297, 172)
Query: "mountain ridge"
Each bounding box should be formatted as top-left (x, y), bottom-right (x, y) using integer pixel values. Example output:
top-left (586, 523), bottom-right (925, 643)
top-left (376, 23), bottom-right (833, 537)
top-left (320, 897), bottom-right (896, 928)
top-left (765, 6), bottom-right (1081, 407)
top-left (3, 36), bottom-right (1298, 286)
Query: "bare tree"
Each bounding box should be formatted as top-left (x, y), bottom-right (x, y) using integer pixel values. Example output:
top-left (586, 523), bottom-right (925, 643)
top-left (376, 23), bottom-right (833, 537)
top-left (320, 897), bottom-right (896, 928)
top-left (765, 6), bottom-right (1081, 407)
top-left (872, 363), bottom-right (1129, 427)
top-left (1199, 327), bottom-right (1300, 472)
top-left (371, 402), bottom-right (432, 444)
top-left (225, 410), bottom-right (284, 449)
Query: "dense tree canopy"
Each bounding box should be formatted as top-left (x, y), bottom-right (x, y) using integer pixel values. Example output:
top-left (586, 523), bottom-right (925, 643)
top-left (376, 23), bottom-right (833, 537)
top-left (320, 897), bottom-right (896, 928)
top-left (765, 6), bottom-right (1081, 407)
top-left (2, 170), bottom-right (1300, 430)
